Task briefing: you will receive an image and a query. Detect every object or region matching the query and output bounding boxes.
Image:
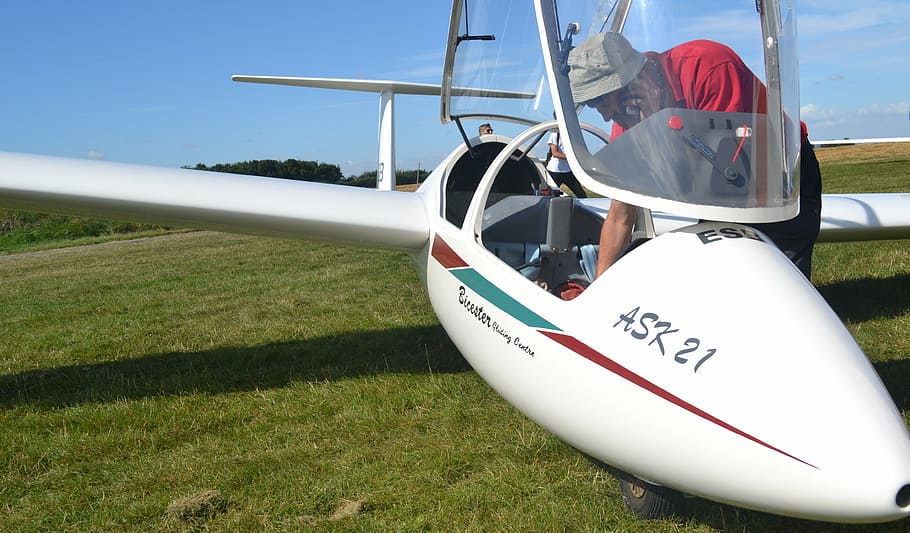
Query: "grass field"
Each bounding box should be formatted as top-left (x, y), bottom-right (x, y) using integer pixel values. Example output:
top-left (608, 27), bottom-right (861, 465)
top-left (0, 144), bottom-right (908, 532)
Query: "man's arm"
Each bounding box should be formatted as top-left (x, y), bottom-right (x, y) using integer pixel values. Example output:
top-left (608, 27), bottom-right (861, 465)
top-left (549, 143), bottom-right (566, 159)
top-left (595, 199), bottom-right (637, 277)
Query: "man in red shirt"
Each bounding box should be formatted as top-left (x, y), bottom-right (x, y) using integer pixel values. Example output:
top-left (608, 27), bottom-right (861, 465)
top-left (568, 32), bottom-right (821, 279)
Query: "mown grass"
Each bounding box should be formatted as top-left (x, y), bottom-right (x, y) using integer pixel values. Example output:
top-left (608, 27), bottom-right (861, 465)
top-left (0, 145), bottom-right (908, 532)
top-left (814, 142), bottom-right (910, 193)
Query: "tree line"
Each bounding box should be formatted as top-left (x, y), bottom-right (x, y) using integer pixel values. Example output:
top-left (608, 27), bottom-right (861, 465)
top-left (189, 159), bottom-right (428, 188)
top-left (189, 159), bottom-right (343, 184)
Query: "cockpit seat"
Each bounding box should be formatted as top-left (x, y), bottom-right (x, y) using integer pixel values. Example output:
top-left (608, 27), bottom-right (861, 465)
top-left (483, 194), bottom-right (601, 291)
top-left (535, 196), bottom-right (591, 289)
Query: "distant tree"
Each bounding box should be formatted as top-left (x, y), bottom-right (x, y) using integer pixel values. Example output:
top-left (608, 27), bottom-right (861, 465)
top-left (189, 159), bottom-right (343, 184)
top-left (346, 171), bottom-right (378, 188)
top-left (189, 159), bottom-right (426, 189)
top-left (346, 169), bottom-right (426, 188)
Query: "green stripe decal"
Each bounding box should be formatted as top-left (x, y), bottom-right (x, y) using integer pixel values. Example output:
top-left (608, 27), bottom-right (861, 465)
top-left (450, 267), bottom-right (560, 331)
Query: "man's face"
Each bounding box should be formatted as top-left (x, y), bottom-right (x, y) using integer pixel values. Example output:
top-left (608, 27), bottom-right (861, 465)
top-left (581, 66), bottom-right (663, 130)
top-left (585, 90), bottom-right (641, 130)
top-left (480, 125), bottom-right (493, 135)
top-left (584, 91), bottom-right (622, 123)
top-left (616, 67), bottom-right (663, 128)
top-left (583, 72), bottom-right (660, 131)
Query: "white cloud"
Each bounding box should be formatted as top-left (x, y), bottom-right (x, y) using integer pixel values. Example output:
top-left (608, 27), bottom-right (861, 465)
top-left (87, 150), bottom-right (105, 160)
top-left (800, 101), bottom-right (910, 139)
top-left (799, 1), bottom-right (910, 26)
top-left (797, 2), bottom-right (910, 65)
top-left (854, 102), bottom-right (910, 116)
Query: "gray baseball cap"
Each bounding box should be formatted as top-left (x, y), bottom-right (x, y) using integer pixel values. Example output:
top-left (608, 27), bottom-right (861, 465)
top-left (568, 32), bottom-right (647, 103)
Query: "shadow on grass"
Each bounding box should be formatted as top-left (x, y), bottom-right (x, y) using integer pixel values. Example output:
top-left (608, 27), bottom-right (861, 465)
top-left (877, 358), bottom-right (910, 413)
top-left (0, 325), bottom-right (468, 408)
top-left (817, 273), bottom-right (910, 323)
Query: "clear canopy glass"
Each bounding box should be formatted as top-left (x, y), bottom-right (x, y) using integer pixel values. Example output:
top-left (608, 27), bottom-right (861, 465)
top-left (441, 0), bottom-right (554, 125)
top-left (539, 0), bottom-right (802, 222)
top-left (443, 0), bottom-right (803, 223)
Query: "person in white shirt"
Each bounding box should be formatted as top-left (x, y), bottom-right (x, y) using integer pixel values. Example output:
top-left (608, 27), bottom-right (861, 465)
top-left (545, 131), bottom-right (587, 198)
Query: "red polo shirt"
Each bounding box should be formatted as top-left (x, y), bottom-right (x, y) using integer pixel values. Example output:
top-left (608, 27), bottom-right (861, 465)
top-left (654, 40), bottom-right (765, 114)
top-left (611, 40), bottom-right (807, 141)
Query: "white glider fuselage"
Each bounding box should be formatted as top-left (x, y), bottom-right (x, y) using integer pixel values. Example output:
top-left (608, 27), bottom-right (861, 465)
top-left (410, 135), bottom-right (910, 523)
top-left (425, 228), bottom-right (910, 522)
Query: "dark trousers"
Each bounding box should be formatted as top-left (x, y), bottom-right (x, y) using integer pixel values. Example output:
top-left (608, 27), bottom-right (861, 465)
top-left (548, 171), bottom-right (588, 198)
top-left (750, 140), bottom-right (822, 280)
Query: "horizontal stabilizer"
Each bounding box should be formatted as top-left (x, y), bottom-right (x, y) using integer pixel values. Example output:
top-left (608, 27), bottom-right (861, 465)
top-left (0, 152), bottom-right (429, 251)
top-left (232, 75), bottom-right (535, 99)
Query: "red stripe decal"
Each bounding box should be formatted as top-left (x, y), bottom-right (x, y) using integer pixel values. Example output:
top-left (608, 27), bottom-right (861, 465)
top-left (539, 330), bottom-right (817, 469)
top-left (431, 234), bottom-right (468, 269)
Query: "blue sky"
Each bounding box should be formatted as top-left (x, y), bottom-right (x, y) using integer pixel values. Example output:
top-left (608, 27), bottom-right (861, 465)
top-left (1, 1), bottom-right (908, 177)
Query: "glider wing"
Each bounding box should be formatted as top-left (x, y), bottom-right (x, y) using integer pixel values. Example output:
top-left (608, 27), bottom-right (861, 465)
top-left (0, 152), bottom-right (429, 251)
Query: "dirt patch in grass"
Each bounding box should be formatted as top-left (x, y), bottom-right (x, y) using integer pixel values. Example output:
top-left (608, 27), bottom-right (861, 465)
top-left (166, 489), bottom-right (229, 520)
top-left (330, 498), bottom-right (367, 521)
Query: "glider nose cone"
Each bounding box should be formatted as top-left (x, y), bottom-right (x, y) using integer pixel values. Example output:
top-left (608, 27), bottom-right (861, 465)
top-left (845, 478), bottom-right (910, 523)
top-left (843, 479), bottom-right (910, 522)
top-left (898, 484), bottom-right (910, 509)
top-left (586, 225), bottom-right (910, 522)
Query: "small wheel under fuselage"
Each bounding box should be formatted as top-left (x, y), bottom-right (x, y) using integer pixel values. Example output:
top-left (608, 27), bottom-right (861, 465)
top-left (618, 473), bottom-right (685, 520)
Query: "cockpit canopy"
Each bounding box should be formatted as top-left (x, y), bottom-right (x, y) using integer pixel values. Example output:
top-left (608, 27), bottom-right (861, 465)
top-left (443, 0), bottom-right (802, 223)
